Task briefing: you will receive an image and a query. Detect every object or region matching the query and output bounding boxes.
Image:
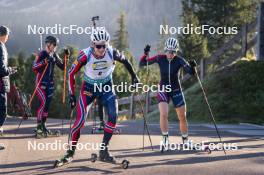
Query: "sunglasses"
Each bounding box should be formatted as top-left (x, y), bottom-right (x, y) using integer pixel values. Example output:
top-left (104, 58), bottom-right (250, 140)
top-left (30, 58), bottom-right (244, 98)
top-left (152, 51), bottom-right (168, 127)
top-left (165, 50), bottom-right (176, 54)
top-left (95, 44), bottom-right (106, 49)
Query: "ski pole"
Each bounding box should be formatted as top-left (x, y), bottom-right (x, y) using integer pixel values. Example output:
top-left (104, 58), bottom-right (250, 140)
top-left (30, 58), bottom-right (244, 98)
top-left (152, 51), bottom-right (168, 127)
top-left (142, 53), bottom-right (153, 151)
top-left (17, 61), bottom-right (49, 135)
top-left (16, 39), bottom-right (44, 133)
top-left (194, 68), bottom-right (227, 155)
top-left (28, 61), bottom-right (49, 107)
top-left (62, 57), bottom-right (67, 103)
top-left (14, 118), bottom-right (24, 136)
top-left (136, 54), bottom-right (153, 151)
top-left (62, 50), bottom-right (70, 104)
top-left (143, 54), bottom-right (149, 149)
top-left (135, 93), bottom-right (153, 151)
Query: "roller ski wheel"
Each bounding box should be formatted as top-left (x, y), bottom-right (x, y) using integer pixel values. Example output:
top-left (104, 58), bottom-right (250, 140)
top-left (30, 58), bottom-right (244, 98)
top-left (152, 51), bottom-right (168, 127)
top-left (54, 151), bottom-right (74, 168)
top-left (0, 145), bottom-right (5, 150)
top-left (121, 159), bottom-right (130, 169)
top-left (204, 145), bottom-right (212, 154)
top-left (35, 130), bottom-right (60, 139)
top-left (91, 153), bottom-right (97, 162)
top-left (0, 127), bottom-right (3, 137)
top-left (46, 130), bottom-right (61, 137)
top-left (35, 129), bottom-right (46, 139)
top-left (193, 144), bottom-right (212, 154)
top-left (90, 153), bottom-right (130, 169)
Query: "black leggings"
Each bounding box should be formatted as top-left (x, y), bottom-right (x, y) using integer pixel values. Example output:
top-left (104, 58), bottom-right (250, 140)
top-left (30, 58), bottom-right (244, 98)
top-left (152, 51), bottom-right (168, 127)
top-left (0, 91), bottom-right (7, 127)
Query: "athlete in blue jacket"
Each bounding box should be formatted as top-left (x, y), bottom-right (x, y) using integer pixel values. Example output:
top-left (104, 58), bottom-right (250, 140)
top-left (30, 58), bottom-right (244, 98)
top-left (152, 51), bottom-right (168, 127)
top-left (32, 36), bottom-right (64, 138)
top-left (140, 38), bottom-right (197, 150)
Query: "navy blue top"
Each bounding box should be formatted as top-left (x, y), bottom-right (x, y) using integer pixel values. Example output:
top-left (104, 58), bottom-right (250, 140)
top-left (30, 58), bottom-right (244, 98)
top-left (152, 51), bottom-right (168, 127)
top-left (139, 54), bottom-right (194, 90)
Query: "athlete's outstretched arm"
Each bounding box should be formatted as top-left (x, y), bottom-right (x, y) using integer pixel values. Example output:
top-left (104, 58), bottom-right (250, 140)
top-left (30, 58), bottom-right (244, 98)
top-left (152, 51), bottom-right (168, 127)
top-left (139, 54), bottom-right (158, 67)
top-left (68, 50), bottom-right (87, 96)
top-left (113, 49), bottom-right (138, 79)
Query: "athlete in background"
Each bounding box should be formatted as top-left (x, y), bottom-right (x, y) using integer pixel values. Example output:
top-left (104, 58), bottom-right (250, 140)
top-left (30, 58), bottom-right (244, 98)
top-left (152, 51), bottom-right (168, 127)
top-left (32, 36), bottom-right (65, 138)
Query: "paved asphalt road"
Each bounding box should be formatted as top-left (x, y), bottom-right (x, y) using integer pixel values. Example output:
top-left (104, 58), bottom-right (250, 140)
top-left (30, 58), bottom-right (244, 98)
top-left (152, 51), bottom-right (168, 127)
top-left (0, 117), bottom-right (263, 175)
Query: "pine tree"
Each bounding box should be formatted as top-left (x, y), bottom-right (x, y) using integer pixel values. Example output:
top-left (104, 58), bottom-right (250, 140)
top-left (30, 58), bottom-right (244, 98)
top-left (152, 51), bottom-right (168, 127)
top-left (179, 1), bottom-right (209, 61)
top-left (191, 0), bottom-right (258, 52)
top-left (112, 12), bottom-right (137, 97)
top-left (112, 12), bottom-right (129, 51)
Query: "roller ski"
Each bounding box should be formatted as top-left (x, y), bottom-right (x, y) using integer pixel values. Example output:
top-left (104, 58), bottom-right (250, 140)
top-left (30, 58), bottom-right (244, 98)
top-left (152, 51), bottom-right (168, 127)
top-left (35, 122), bottom-right (60, 139)
top-left (53, 149), bottom-right (74, 168)
top-left (91, 147), bottom-right (130, 169)
top-left (178, 137), bottom-right (212, 154)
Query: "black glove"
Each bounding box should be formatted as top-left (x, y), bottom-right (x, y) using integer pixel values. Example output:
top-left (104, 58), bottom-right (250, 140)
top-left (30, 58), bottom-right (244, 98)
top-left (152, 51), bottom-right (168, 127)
top-left (189, 60), bottom-right (197, 67)
top-left (188, 60), bottom-right (197, 75)
top-left (144, 44), bottom-right (151, 55)
top-left (8, 67), bottom-right (18, 75)
top-left (64, 48), bottom-right (70, 56)
top-left (69, 95), bottom-right (76, 109)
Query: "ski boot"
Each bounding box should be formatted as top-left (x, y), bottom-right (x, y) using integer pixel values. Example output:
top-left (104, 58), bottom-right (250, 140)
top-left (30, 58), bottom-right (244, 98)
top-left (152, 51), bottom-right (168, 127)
top-left (35, 122), bottom-right (46, 139)
top-left (91, 146), bottom-right (130, 169)
top-left (43, 125), bottom-right (60, 137)
top-left (35, 121), bottom-right (60, 139)
top-left (99, 146), bottom-right (116, 162)
top-left (161, 134), bottom-right (169, 153)
top-left (182, 136), bottom-right (195, 150)
top-left (42, 120), bottom-right (60, 137)
top-left (54, 149), bottom-right (75, 168)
